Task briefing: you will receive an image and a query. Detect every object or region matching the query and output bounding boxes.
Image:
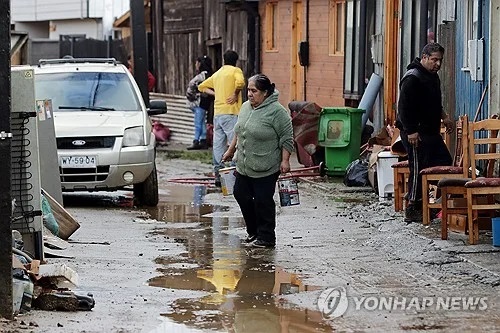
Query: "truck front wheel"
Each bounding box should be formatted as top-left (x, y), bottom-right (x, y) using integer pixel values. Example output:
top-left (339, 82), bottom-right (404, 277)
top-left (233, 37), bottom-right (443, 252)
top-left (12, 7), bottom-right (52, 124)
top-left (133, 164), bottom-right (159, 206)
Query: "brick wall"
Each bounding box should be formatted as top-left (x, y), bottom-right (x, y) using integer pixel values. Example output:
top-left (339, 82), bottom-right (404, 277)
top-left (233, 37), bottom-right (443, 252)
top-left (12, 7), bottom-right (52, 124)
top-left (260, 0), bottom-right (345, 110)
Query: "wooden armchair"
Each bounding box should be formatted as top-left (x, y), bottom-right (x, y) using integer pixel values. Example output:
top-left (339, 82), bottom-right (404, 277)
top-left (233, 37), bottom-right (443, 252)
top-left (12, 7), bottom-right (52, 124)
top-left (420, 115), bottom-right (469, 225)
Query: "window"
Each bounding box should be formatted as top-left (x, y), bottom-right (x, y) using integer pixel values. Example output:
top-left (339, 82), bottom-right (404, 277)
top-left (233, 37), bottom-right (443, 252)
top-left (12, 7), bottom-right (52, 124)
top-left (343, 0), bottom-right (376, 100)
top-left (265, 2), bottom-right (278, 51)
top-left (329, 0), bottom-right (345, 55)
top-left (463, 0), bottom-right (479, 69)
top-left (36, 72), bottom-right (141, 112)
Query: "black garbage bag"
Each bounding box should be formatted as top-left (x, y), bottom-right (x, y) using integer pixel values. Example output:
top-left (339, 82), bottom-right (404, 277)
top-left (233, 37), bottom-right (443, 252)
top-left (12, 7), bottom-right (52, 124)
top-left (343, 159), bottom-right (369, 187)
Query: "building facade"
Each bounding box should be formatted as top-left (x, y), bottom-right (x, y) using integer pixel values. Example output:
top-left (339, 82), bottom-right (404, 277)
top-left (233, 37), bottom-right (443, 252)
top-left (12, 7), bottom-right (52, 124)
top-left (11, 0), bottom-right (129, 40)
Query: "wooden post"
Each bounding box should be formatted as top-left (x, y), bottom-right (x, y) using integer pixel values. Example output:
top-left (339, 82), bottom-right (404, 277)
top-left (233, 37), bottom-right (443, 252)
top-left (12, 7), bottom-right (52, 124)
top-left (0, 0), bottom-right (13, 319)
top-left (130, 0), bottom-right (150, 106)
top-left (383, 0), bottom-right (399, 126)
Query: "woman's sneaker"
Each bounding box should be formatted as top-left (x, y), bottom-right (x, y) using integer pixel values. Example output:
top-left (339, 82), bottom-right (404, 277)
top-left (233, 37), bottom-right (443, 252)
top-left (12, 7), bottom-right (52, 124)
top-left (252, 239), bottom-right (275, 248)
top-left (244, 235), bottom-right (257, 243)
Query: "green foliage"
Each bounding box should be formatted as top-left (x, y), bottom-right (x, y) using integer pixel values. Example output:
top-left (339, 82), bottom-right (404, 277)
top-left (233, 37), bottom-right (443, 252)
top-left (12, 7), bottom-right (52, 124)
top-left (159, 149), bottom-right (212, 165)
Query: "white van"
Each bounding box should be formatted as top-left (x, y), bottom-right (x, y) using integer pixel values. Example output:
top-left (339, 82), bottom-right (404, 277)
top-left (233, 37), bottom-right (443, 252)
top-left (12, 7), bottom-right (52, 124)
top-left (34, 58), bottom-right (167, 206)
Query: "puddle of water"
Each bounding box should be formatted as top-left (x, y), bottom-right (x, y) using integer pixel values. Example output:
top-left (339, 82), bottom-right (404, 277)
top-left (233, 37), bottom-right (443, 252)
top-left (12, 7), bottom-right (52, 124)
top-left (149, 262), bottom-right (330, 332)
top-left (147, 184), bottom-right (333, 332)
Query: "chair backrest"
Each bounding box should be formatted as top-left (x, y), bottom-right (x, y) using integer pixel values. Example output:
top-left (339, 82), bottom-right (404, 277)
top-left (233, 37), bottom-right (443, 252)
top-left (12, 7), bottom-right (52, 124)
top-left (468, 117), bottom-right (500, 180)
top-left (455, 115), bottom-right (469, 170)
top-left (440, 121), bottom-right (451, 152)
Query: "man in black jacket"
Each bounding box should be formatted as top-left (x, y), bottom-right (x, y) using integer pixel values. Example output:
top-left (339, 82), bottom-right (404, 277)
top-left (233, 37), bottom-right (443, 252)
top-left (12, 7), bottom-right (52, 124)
top-left (396, 42), bottom-right (454, 223)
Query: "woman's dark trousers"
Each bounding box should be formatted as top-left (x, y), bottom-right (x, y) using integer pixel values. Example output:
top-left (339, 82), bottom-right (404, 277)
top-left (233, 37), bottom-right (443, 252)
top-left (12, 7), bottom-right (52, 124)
top-left (233, 172), bottom-right (280, 244)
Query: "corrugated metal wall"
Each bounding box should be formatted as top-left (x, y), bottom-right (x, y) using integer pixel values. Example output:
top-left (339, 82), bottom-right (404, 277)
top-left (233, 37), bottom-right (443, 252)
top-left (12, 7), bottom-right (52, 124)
top-left (455, 0), bottom-right (489, 121)
top-left (150, 93), bottom-right (194, 145)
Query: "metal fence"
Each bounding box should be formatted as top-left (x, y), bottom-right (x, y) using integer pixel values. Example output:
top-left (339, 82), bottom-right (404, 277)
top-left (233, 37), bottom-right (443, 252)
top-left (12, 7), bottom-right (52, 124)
top-left (149, 93), bottom-right (194, 145)
top-left (59, 35), bottom-right (128, 64)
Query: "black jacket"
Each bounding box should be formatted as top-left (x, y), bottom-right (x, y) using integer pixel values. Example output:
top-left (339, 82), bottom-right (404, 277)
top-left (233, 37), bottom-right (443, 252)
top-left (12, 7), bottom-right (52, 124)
top-left (396, 58), bottom-right (443, 135)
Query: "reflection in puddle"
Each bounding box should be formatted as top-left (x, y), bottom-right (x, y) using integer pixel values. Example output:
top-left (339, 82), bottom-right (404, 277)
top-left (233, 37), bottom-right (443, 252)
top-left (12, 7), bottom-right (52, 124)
top-left (147, 185), bottom-right (333, 332)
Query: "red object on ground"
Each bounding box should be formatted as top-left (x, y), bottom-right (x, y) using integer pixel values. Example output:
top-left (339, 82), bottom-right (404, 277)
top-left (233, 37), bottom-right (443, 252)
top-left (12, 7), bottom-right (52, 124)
top-left (289, 101), bottom-right (323, 167)
top-left (153, 121), bottom-right (170, 143)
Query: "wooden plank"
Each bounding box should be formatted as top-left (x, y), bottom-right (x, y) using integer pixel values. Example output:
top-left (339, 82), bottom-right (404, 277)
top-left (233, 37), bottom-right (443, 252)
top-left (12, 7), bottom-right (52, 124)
top-left (471, 204), bottom-right (500, 210)
top-left (42, 189), bottom-right (80, 240)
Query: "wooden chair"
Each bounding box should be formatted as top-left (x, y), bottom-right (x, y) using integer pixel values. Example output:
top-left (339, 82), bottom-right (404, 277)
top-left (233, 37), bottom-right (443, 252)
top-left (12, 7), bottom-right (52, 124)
top-left (392, 160), bottom-right (409, 212)
top-left (464, 118), bottom-right (500, 244)
top-left (420, 116), bottom-right (469, 225)
top-left (439, 117), bottom-right (500, 243)
top-left (392, 121), bottom-right (451, 213)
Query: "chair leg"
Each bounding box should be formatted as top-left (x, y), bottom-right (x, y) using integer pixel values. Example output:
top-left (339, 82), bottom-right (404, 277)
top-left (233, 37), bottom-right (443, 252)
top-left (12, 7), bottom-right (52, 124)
top-left (422, 175), bottom-right (430, 225)
top-left (441, 187), bottom-right (449, 240)
top-left (403, 169), bottom-right (409, 210)
top-left (467, 190), bottom-right (479, 245)
top-left (393, 169), bottom-right (402, 212)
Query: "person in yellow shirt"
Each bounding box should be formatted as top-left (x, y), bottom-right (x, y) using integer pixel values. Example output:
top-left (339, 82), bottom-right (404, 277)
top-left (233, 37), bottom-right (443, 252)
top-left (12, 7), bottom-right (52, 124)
top-left (198, 50), bottom-right (246, 187)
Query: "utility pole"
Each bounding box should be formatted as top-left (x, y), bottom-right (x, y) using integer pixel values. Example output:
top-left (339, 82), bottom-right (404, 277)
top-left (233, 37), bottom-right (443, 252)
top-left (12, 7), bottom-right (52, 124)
top-left (0, 0), bottom-right (13, 319)
top-left (130, 0), bottom-right (150, 107)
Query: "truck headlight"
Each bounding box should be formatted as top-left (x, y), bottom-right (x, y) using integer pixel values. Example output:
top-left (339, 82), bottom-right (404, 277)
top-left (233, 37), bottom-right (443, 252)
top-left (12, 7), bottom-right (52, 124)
top-left (123, 126), bottom-right (145, 147)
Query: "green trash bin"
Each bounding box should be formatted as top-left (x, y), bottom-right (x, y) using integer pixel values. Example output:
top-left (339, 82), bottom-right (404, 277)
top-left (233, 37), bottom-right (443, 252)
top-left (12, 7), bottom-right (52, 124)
top-left (318, 107), bottom-right (364, 176)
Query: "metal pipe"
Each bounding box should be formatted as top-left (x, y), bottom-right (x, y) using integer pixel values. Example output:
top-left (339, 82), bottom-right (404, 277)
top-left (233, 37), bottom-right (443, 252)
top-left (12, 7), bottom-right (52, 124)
top-left (477, 0), bottom-right (483, 38)
top-left (360, 73), bottom-right (383, 127)
top-left (350, 2), bottom-right (358, 94)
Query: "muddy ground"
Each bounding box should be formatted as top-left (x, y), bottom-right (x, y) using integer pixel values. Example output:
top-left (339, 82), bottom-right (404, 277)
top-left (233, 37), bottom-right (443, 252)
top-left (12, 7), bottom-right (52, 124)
top-left (2, 150), bottom-right (500, 332)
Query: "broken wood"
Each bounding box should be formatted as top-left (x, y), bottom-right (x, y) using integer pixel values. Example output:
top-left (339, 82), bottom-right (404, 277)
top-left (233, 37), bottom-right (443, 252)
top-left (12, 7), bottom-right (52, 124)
top-left (42, 189), bottom-right (80, 240)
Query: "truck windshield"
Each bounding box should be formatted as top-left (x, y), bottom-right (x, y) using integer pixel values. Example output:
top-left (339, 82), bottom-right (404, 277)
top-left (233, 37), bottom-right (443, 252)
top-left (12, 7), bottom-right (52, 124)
top-left (35, 72), bottom-right (141, 112)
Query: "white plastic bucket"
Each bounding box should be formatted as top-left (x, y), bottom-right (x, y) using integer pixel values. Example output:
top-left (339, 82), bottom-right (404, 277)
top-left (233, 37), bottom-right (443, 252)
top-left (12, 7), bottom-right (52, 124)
top-left (278, 177), bottom-right (300, 206)
top-left (220, 166), bottom-right (236, 196)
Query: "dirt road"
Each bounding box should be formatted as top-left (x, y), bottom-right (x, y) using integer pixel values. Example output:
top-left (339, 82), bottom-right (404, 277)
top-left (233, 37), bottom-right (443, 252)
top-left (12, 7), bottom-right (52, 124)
top-left (2, 152), bottom-right (500, 332)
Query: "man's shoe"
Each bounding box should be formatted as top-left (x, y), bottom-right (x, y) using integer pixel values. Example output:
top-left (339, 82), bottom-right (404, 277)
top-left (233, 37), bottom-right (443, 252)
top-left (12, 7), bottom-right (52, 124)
top-left (252, 239), bottom-right (275, 248)
top-left (199, 139), bottom-right (208, 149)
top-left (244, 234), bottom-right (257, 243)
top-left (404, 206), bottom-right (423, 223)
top-left (187, 140), bottom-right (201, 150)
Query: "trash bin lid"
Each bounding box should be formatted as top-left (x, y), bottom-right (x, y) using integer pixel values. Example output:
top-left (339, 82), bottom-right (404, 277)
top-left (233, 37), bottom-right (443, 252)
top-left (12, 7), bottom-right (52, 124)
top-left (377, 151), bottom-right (398, 158)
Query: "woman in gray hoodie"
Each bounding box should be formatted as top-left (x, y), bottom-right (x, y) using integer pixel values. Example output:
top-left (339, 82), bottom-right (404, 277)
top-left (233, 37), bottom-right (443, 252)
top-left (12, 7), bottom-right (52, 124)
top-left (222, 74), bottom-right (294, 248)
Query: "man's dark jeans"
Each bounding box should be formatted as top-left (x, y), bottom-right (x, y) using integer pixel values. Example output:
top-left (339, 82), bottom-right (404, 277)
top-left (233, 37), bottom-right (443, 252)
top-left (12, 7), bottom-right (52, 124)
top-left (400, 131), bottom-right (452, 204)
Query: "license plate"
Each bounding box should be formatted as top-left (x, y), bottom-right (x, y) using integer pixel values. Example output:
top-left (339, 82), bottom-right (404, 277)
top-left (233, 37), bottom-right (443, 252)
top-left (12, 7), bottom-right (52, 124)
top-left (60, 155), bottom-right (97, 168)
